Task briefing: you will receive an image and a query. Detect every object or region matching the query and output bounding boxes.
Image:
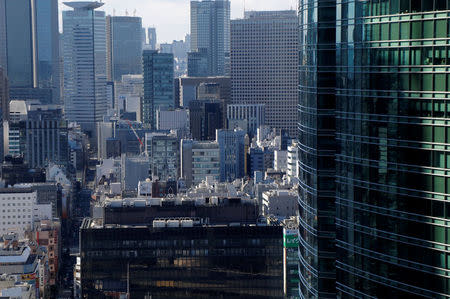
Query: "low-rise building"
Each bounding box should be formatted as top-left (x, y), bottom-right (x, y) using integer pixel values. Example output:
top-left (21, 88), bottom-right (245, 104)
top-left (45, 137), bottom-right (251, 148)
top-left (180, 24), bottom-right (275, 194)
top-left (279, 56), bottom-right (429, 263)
top-left (181, 139), bottom-right (220, 187)
top-left (0, 189), bottom-right (52, 237)
top-left (262, 189), bottom-right (298, 217)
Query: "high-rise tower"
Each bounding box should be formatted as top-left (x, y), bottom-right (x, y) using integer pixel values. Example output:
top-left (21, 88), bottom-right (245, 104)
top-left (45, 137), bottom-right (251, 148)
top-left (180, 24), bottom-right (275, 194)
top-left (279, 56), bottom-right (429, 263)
top-left (335, 1), bottom-right (450, 298)
top-left (297, 0), bottom-right (337, 297)
top-left (63, 1), bottom-right (107, 129)
top-left (190, 0), bottom-right (230, 76)
top-left (231, 11), bottom-right (298, 137)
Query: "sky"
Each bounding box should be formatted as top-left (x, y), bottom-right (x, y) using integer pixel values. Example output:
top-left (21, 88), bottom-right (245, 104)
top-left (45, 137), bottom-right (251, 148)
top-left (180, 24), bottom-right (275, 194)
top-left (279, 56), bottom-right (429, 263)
top-left (59, 0), bottom-right (297, 43)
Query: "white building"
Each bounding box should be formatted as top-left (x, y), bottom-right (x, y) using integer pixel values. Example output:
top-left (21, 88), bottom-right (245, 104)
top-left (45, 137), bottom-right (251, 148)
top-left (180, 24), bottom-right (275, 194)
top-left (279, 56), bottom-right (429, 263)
top-left (274, 150), bottom-right (288, 172)
top-left (0, 190), bottom-right (52, 237)
top-left (63, 2), bottom-right (107, 128)
top-left (287, 141), bottom-right (298, 183)
top-left (262, 189), bottom-right (298, 217)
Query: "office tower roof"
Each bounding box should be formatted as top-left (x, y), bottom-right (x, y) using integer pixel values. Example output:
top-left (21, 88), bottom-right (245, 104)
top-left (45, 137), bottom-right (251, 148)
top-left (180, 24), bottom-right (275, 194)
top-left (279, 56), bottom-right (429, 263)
top-left (63, 1), bottom-right (104, 10)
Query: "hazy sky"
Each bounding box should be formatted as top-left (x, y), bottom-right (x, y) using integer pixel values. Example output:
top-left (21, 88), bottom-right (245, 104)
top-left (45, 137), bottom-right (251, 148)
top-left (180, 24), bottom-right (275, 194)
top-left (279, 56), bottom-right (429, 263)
top-left (59, 0), bottom-right (297, 43)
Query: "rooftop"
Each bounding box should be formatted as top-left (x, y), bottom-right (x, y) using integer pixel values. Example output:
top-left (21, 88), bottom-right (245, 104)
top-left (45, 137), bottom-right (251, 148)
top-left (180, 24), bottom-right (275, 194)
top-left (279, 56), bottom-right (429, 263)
top-left (63, 1), bottom-right (104, 10)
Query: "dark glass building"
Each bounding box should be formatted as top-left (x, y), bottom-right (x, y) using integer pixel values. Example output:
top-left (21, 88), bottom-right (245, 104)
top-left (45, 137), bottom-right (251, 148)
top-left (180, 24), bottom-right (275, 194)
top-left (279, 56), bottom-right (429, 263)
top-left (297, 0), bottom-right (337, 298)
top-left (189, 99), bottom-right (224, 141)
top-left (80, 197), bottom-right (283, 299)
top-left (142, 50), bottom-right (174, 128)
top-left (335, 1), bottom-right (450, 298)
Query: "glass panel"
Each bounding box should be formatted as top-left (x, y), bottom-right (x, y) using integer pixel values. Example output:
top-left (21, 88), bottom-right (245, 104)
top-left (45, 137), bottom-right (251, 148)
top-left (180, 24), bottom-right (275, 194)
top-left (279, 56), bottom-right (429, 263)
top-left (391, 22), bottom-right (400, 40)
top-left (411, 21), bottom-right (422, 39)
top-left (436, 20), bottom-right (447, 38)
top-left (390, 0), bottom-right (399, 14)
top-left (401, 22), bottom-right (410, 39)
top-left (423, 21), bottom-right (434, 38)
top-left (381, 23), bottom-right (389, 40)
top-left (423, 74), bottom-right (433, 91)
top-left (434, 126), bottom-right (445, 143)
top-left (435, 74), bottom-right (446, 91)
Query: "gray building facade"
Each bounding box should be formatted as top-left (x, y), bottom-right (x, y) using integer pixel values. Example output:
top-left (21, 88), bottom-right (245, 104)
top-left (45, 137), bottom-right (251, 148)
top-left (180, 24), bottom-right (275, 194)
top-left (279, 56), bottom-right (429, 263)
top-left (107, 16), bottom-right (143, 82)
top-left (231, 11), bottom-right (298, 137)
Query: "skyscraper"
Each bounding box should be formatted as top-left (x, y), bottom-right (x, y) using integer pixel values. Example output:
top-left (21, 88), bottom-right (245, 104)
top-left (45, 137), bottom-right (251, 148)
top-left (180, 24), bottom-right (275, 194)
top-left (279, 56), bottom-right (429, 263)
top-left (147, 27), bottom-right (157, 50)
top-left (1, 0), bottom-right (35, 88)
top-left (217, 128), bottom-right (245, 182)
top-left (106, 16), bottom-right (143, 81)
top-left (298, 0), bottom-right (450, 298)
top-left (335, 1), bottom-right (450, 298)
top-left (63, 1), bottom-right (107, 129)
top-left (0, 0), bottom-right (60, 103)
top-left (142, 50), bottom-right (174, 128)
top-left (0, 67), bottom-right (8, 123)
top-left (297, 0), bottom-right (337, 298)
top-left (231, 11), bottom-right (299, 137)
top-left (35, 0), bottom-right (60, 101)
top-left (190, 0), bottom-right (230, 76)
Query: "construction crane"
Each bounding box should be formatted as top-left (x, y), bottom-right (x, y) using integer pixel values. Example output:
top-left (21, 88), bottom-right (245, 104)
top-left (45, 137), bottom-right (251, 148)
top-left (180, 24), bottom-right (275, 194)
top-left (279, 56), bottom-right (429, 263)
top-left (125, 120), bottom-right (144, 154)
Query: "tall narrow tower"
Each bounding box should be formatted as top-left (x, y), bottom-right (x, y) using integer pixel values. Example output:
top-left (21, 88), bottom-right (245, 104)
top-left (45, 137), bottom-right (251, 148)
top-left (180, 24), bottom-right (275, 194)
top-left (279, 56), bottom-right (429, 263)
top-left (63, 1), bottom-right (107, 130)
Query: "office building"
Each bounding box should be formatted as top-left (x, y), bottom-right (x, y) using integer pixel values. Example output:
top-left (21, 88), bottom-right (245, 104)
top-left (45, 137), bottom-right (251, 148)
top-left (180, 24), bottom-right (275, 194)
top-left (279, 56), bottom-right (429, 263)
top-left (262, 189), bottom-right (297, 218)
top-left (0, 68), bottom-right (8, 160)
top-left (187, 49), bottom-right (209, 77)
top-left (63, 1), bottom-right (107, 129)
top-left (0, 189), bottom-right (52, 237)
top-left (334, 1), bottom-right (450, 298)
top-left (80, 198), bottom-right (283, 298)
top-left (190, 0), bottom-right (230, 76)
top-left (0, 156), bottom-right (46, 187)
top-left (216, 129), bottom-right (245, 182)
top-left (297, 1), bottom-right (337, 297)
top-left (106, 16), bottom-right (143, 81)
top-left (24, 107), bottom-right (69, 168)
top-left (0, 0), bottom-right (60, 104)
top-left (148, 27), bottom-right (157, 50)
top-left (231, 11), bottom-right (298, 137)
top-left (142, 50), bottom-right (174, 128)
top-left (286, 141), bottom-right (298, 183)
top-left (145, 132), bottom-right (179, 181)
top-left (227, 104), bottom-right (265, 137)
top-left (156, 108), bottom-right (189, 132)
top-left (189, 99), bottom-right (224, 141)
top-left (181, 139), bottom-right (220, 187)
top-left (35, 0), bottom-right (60, 102)
top-left (178, 76), bottom-right (230, 108)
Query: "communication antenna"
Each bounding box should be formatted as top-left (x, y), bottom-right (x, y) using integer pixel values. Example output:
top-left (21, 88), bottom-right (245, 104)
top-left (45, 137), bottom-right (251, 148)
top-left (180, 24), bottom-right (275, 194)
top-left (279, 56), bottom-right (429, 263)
top-left (125, 9), bottom-right (128, 16)
top-left (133, 9), bottom-right (137, 16)
top-left (243, 0), bottom-right (246, 16)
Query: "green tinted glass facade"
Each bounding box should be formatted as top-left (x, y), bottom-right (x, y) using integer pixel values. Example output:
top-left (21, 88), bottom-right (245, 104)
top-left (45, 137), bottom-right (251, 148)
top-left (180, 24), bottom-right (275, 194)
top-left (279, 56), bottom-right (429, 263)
top-left (336, 0), bottom-right (450, 297)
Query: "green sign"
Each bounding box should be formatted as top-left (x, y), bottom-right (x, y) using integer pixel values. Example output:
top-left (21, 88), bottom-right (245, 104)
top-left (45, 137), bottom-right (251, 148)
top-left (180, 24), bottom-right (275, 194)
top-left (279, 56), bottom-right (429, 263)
top-left (283, 229), bottom-right (299, 248)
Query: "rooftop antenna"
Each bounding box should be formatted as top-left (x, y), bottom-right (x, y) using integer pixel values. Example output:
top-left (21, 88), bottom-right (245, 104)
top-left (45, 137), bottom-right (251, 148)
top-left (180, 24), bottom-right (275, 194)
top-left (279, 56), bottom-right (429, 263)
top-left (243, 0), bottom-right (246, 17)
top-left (113, 8), bottom-right (116, 16)
top-left (125, 9), bottom-right (128, 16)
top-left (133, 9), bottom-right (136, 16)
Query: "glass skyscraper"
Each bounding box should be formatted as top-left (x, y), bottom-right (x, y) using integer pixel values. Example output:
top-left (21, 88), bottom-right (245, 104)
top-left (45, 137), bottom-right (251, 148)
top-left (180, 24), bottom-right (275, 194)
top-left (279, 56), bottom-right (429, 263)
top-left (142, 50), bottom-right (174, 128)
top-left (107, 16), bottom-right (143, 82)
top-left (299, 0), bottom-right (450, 298)
top-left (0, 0), bottom-right (60, 103)
top-left (35, 0), bottom-right (60, 101)
top-left (336, 1), bottom-right (450, 298)
top-left (297, 0), bottom-right (337, 297)
top-left (63, 1), bottom-right (107, 127)
top-left (190, 0), bottom-right (230, 76)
